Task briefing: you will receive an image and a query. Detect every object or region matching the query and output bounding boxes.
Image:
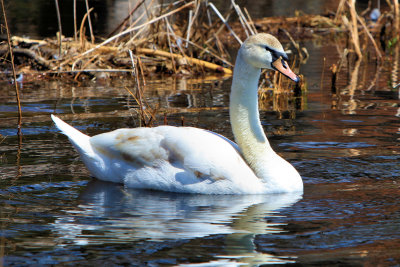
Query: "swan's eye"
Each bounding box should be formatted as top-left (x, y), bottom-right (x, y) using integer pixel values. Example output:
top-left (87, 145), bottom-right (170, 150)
top-left (265, 46), bottom-right (288, 63)
top-left (281, 58), bottom-right (288, 69)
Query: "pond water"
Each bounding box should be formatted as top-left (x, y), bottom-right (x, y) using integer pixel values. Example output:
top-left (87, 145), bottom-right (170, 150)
top-left (1, 39), bottom-right (400, 266)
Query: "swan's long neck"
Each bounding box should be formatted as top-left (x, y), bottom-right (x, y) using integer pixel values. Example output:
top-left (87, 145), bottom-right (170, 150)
top-left (230, 50), bottom-right (274, 177)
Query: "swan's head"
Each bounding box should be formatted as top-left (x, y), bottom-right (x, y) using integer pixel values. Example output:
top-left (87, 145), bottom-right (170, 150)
top-left (239, 33), bottom-right (299, 82)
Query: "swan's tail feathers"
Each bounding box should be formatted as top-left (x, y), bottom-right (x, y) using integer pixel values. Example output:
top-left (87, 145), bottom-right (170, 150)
top-left (51, 114), bottom-right (93, 156)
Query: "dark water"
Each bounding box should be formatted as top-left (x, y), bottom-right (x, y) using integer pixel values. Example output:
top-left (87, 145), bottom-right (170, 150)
top-left (4, 0), bottom-right (366, 39)
top-left (1, 35), bottom-right (400, 266)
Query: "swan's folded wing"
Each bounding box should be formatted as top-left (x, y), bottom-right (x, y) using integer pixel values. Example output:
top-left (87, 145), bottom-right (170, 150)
top-left (155, 126), bottom-right (254, 182)
top-left (89, 126), bottom-right (254, 183)
top-left (89, 128), bottom-right (169, 168)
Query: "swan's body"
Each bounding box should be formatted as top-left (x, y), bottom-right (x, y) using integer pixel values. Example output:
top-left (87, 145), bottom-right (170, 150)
top-left (52, 33), bottom-right (303, 194)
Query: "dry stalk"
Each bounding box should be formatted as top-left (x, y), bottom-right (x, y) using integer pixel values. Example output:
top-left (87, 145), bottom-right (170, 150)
top-left (281, 28), bottom-right (307, 63)
top-left (133, 59), bottom-right (145, 127)
top-left (54, 0), bottom-right (62, 59)
top-left (393, 0), bottom-right (399, 38)
top-left (174, 35), bottom-right (232, 67)
top-left (73, 0), bottom-right (77, 41)
top-left (125, 57), bottom-right (157, 127)
top-left (124, 22), bottom-right (150, 48)
top-left (46, 69), bottom-right (134, 75)
top-left (320, 57), bottom-right (326, 91)
top-left (331, 63), bottom-right (338, 95)
top-left (164, 18), bottom-right (177, 73)
top-left (137, 56), bottom-right (146, 87)
top-left (84, 0), bottom-right (95, 43)
top-left (119, 0), bottom-right (156, 46)
top-left (348, 0), bottom-right (362, 60)
top-left (1, 0), bottom-right (22, 130)
top-left (185, 0), bottom-right (201, 47)
top-left (80, 1), bottom-right (194, 58)
top-left (391, 45), bottom-right (399, 87)
top-left (334, 0), bottom-right (347, 24)
top-left (79, 7), bottom-right (94, 50)
top-left (356, 13), bottom-right (382, 60)
top-left (186, 10), bottom-right (193, 47)
top-left (164, 17), bottom-right (191, 73)
top-left (208, 2), bottom-right (242, 45)
top-left (243, 7), bottom-right (258, 34)
top-left (231, 0), bottom-right (254, 36)
top-left (107, 0), bottom-right (146, 38)
top-left (73, 54), bottom-right (99, 80)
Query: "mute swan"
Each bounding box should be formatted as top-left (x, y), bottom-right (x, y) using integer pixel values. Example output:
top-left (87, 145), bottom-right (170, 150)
top-left (52, 33), bottom-right (303, 194)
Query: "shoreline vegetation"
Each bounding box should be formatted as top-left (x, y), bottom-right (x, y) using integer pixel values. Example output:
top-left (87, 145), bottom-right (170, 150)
top-left (2, 1), bottom-right (398, 78)
top-left (1, 0), bottom-right (399, 127)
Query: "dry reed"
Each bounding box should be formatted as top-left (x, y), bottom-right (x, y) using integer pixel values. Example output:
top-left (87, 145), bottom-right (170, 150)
top-left (6, 0), bottom-right (398, 81)
top-left (1, 0), bottom-right (22, 132)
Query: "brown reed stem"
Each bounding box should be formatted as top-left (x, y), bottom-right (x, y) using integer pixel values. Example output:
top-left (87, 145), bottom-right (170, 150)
top-left (79, 7), bottom-right (94, 49)
top-left (73, 0), bottom-right (77, 41)
top-left (85, 0), bottom-right (95, 43)
top-left (54, 0), bottom-right (63, 59)
top-left (348, 0), bottom-right (362, 60)
top-left (393, 0), bottom-right (399, 38)
top-left (1, 0), bottom-right (22, 131)
top-left (356, 13), bottom-right (382, 60)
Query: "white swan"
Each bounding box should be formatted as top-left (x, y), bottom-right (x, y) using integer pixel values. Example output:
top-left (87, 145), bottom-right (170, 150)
top-left (51, 33), bottom-right (303, 194)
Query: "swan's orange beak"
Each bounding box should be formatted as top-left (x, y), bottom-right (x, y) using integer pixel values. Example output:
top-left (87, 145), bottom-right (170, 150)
top-left (272, 57), bottom-right (300, 83)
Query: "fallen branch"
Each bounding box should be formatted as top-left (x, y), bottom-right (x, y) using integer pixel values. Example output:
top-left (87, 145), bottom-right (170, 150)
top-left (0, 47), bottom-right (56, 69)
top-left (136, 47), bottom-right (232, 74)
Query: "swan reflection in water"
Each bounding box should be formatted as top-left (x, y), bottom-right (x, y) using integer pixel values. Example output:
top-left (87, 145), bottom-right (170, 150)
top-left (52, 180), bottom-right (302, 265)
